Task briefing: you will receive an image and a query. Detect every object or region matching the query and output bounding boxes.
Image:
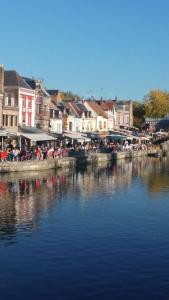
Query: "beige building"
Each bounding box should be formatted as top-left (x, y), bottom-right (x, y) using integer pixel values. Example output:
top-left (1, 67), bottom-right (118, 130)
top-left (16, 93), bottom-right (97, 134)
top-left (84, 100), bottom-right (108, 133)
top-left (113, 100), bottom-right (133, 129)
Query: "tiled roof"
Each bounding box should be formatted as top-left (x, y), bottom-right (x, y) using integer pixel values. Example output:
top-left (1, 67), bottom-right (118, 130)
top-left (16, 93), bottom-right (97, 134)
top-left (76, 103), bottom-right (89, 112)
top-left (85, 101), bottom-right (107, 118)
top-left (98, 101), bottom-right (115, 111)
top-left (4, 71), bottom-right (32, 90)
top-left (23, 77), bottom-right (36, 89)
top-left (68, 102), bottom-right (83, 117)
top-left (113, 100), bottom-right (131, 105)
top-left (50, 101), bottom-right (58, 110)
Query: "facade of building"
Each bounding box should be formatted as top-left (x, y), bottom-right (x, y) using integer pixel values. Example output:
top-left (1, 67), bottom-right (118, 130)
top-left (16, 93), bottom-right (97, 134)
top-left (84, 101), bottom-right (108, 132)
top-left (0, 64), bottom-right (135, 137)
top-left (2, 70), bottom-right (35, 132)
top-left (63, 102), bottom-right (83, 132)
top-left (47, 90), bottom-right (61, 104)
top-left (76, 103), bottom-right (96, 132)
top-left (97, 101), bottom-right (116, 130)
top-left (49, 101), bottom-right (63, 134)
top-left (113, 100), bottom-right (133, 129)
top-left (24, 78), bottom-right (50, 132)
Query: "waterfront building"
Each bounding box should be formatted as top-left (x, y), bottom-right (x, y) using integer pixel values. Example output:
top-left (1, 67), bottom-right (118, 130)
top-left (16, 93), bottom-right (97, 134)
top-left (63, 102), bottom-right (83, 132)
top-left (24, 78), bottom-right (50, 132)
top-left (2, 68), bottom-right (35, 132)
top-left (61, 102), bottom-right (76, 132)
top-left (47, 90), bottom-right (62, 104)
top-left (84, 100), bottom-right (108, 133)
top-left (97, 100), bottom-right (116, 130)
top-left (76, 102), bottom-right (96, 132)
top-left (112, 100), bottom-right (133, 129)
top-left (49, 100), bottom-right (63, 134)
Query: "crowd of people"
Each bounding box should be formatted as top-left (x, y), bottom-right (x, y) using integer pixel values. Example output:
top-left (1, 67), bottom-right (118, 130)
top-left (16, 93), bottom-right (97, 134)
top-left (0, 138), bottom-right (156, 162)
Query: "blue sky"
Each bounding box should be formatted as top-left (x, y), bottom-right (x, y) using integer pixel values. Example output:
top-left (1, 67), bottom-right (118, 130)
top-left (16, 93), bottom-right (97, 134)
top-left (0, 0), bottom-right (169, 100)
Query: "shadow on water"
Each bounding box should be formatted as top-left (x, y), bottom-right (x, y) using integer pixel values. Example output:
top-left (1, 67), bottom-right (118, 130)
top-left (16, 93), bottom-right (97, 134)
top-left (0, 156), bottom-right (169, 240)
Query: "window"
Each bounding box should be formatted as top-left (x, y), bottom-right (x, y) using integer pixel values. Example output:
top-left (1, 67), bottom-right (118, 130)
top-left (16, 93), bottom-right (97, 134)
top-left (8, 94), bottom-right (12, 106)
top-left (104, 121), bottom-right (106, 129)
top-left (28, 113), bottom-right (31, 126)
top-left (50, 109), bottom-right (54, 118)
top-left (28, 99), bottom-right (32, 109)
top-left (3, 115), bottom-right (5, 126)
top-left (99, 121), bottom-right (102, 129)
top-left (39, 104), bottom-right (43, 114)
top-left (4, 94), bottom-right (15, 106)
top-left (15, 116), bottom-right (18, 127)
top-left (55, 110), bottom-right (59, 118)
top-left (69, 122), bottom-right (72, 131)
top-left (22, 97), bottom-right (26, 108)
top-left (6, 115), bottom-right (8, 126)
top-left (11, 116), bottom-right (14, 126)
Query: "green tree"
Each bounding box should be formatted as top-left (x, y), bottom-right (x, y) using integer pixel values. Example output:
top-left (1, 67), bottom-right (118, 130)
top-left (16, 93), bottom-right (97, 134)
top-left (60, 91), bottom-right (81, 102)
top-left (133, 101), bottom-right (146, 128)
top-left (144, 90), bottom-right (169, 118)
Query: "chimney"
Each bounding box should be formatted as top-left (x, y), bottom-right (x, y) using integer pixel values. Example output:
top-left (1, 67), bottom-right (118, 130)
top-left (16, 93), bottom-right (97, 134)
top-left (0, 64), bottom-right (4, 93)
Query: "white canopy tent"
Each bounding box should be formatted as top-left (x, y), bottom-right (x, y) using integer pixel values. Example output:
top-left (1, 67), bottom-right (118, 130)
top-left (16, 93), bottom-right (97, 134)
top-left (17, 132), bottom-right (56, 142)
top-left (64, 131), bottom-right (91, 143)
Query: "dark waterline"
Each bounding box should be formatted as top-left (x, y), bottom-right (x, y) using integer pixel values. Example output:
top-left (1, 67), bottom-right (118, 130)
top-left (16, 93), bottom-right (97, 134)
top-left (0, 157), bottom-right (169, 300)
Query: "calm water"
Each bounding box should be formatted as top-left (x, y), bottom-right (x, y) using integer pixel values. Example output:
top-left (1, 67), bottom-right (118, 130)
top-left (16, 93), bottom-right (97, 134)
top-left (0, 157), bottom-right (169, 300)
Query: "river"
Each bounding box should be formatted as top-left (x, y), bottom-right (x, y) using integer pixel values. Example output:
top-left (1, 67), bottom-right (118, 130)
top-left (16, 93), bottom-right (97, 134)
top-left (0, 157), bottom-right (169, 300)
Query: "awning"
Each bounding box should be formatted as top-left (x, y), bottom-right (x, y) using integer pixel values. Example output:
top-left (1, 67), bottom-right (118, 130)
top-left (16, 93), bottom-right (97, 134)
top-left (106, 134), bottom-right (127, 141)
top-left (64, 131), bottom-right (91, 142)
top-left (18, 132), bottom-right (56, 142)
top-left (0, 130), bottom-right (17, 137)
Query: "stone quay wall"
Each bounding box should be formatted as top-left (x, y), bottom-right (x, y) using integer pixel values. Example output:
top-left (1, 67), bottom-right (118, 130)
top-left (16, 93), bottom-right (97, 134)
top-left (0, 149), bottom-right (162, 173)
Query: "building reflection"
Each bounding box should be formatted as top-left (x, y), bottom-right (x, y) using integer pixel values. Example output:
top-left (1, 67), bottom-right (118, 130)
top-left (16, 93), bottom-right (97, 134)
top-left (0, 156), bottom-right (169, 239)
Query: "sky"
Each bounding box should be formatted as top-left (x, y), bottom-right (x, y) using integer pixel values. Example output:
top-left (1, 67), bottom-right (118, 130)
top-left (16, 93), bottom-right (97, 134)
top-left (1, 0), bottom-right (169, 100)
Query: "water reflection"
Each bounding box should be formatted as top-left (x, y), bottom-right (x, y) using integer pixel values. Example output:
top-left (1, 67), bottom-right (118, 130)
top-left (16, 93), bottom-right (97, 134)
top-left (0, 156), bottom-right (169, 239)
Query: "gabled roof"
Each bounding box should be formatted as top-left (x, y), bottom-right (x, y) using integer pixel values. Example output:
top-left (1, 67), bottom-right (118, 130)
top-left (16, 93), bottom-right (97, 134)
top-left (85, 101), bottom-right (107, 118)
top-left (113, 100), bottom-right (131, 105)
top-left (67, 101), bottom-right (83, 117)
top-left (50, 100), bottom-right (58, 110)
top-left (98, 101), bottom-right (115, 111)
top-left (4, 71), bottom-right (32, 90)
top-left (23, 77), bottom-right (36, 89)
top-left (23, 77), bottom-right (50, 97)
top-left (76, 103), bottom-right (89, 112)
